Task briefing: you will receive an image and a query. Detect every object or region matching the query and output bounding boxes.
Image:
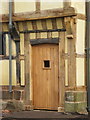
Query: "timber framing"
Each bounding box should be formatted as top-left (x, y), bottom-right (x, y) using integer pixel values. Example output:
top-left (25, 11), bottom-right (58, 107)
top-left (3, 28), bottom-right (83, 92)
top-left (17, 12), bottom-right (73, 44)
top-left (64, 53), bottom-right (86, 59)
top-left (65, 86), bottom-right (87, 91)
top-left (1, 7), bottom-right (76, 22)
top-left (77, 13), bottom-right (86, 20)
top-left (63, 0), bottom-right (71, 8)
top-left (64, 16), bottom-right (76, 88)
top-left (23, 22), bottom-right (30, 104)
top-left (58, 32), bottom-right (65, 112)
top-left (30, 38), bottom-right (59, 45)
top-left (0, 55), bottom-right (16, 60)
top-left (2, 29), bottom-right (66, 34)
top-left (36, 0), bottom-right (40, 12)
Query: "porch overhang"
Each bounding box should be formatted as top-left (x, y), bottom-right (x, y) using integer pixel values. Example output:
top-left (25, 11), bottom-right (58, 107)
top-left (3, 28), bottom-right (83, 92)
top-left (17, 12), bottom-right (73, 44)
top-left (1, 7), bottom-right (76, 23)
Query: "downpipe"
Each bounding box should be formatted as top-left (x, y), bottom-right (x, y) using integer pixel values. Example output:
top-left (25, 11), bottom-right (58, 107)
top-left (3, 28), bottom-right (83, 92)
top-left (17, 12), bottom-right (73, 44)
top-left (9, 0), bottom-right (13, 92)
top-left (86, 1), bottom-right (90, 118)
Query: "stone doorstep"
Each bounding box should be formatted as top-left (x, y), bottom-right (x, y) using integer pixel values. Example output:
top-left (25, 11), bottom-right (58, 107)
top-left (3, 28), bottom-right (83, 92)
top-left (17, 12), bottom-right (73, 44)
top-left (2, 111), bottom-right (88, 120)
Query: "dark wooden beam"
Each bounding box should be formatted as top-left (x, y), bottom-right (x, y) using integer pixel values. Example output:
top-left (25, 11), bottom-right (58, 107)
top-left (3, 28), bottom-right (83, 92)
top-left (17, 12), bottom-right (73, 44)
top-left (23, 22), bottom-right (30, 104)
top-left (1, 7), bottom-right (76, 22)
top-left (30, 38), bottom-right (59, 45)
top-left (0, 55), bottom-right (16, 60)
top-left (0, 33), bottom-right (3, 55)
top-left (3, 29), bottom-right (66, 34)
top-left (36, 0), bottom-right (40, 12)
top-left (58, 32), bottom-right (65, 112)
top-left (63, 0), bottom-right (71, 8)
top-left (20, 29), bottom-right (66, 33)
top-left (12, 0), bottom-right (15, 14)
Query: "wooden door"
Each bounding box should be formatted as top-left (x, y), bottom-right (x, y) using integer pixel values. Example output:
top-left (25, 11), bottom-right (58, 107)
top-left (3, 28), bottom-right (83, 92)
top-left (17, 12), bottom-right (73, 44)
top-left (32, 44), bottom-right (59, 110)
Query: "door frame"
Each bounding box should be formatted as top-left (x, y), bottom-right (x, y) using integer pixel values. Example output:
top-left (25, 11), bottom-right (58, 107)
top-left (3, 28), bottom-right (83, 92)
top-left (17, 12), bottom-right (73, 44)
top-left (29, 33), bottom-right (65, 111)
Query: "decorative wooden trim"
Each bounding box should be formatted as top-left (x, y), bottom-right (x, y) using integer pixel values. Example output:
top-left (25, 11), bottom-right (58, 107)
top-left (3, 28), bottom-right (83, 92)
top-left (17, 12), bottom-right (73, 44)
top-left (30, 38), bottom-right (59, 45)
top-left (2, 18), bottom-right (64, 33)
top-left (77, 13), bottom-right (86, 20)
top-left (1, 7), bottom-right (76, 22)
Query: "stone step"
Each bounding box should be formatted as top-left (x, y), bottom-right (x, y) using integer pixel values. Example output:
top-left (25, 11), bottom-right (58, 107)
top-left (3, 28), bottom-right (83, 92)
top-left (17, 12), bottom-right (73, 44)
top-left (2, 111), bottom-right (88, 120)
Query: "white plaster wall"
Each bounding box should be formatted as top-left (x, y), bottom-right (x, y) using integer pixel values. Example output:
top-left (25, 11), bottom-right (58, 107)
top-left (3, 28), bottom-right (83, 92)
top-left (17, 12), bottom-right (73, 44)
top-left (20, 34), bottom-right (25, 85)
top-left (21, 60), bottom-right (25, 86)
top-left (0, 0), bottom-right (86, 14)
top-left (12, 40), bottom-right (16, 56)
top-left (6, 34), bottom-right (16, 56)
top-left (71, 0), bottom-right (85, 14)
top-left (41, 1), bottom-right (63, 10)
top-left (76, 19), bottom-right (85, 54)
top-left (14, 1), bottom-right (36, 13)
top-left (0, 60), bottom-right (16, 85)
top-left (65, 59), bottom-right (68, 86)
top-left (0, 1), bottom-right (9, 14)
top-left (76, 58), bottom-right (85, 86)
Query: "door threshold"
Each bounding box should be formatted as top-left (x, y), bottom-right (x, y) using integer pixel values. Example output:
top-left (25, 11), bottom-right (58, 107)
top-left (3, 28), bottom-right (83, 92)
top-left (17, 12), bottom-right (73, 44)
top-left (33, 109), bottom-right (58, 112)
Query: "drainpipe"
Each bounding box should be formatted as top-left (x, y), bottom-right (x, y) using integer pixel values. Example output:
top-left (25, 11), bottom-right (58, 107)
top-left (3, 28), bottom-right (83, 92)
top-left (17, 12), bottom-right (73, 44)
top-left (9, 0), bottom-right (13, 92)
top-left (86, 1), bottom-right (90, 114)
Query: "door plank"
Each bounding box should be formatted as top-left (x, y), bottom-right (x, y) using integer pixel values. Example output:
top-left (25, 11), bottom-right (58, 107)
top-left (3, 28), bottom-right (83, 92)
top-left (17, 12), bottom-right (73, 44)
top-left (32, 44), bottom-right (59, 110)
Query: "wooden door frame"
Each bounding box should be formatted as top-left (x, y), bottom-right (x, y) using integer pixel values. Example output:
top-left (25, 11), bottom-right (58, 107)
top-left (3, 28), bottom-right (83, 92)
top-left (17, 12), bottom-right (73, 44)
top-left (58, 32), bottom-right (65, 112)
top-left (29, 32), bottom-right (65, 111)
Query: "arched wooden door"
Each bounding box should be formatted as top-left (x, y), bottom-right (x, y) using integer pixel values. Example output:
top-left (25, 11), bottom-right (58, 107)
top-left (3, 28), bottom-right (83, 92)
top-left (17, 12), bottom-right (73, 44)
top-left (31, 44), bottom-right (59, 110)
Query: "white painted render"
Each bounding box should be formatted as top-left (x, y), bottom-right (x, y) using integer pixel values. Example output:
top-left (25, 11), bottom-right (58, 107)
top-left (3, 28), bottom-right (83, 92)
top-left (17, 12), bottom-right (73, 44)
top-left (76, 58), bottom-right (85, 86)
top-left (41, 2), bottom-right (63, 10)
top-left (76, 19), bottom-right (85, 54)
top-left (0, 60), bottom-right (16, 85)
top-left (71, 0), bottom-right (86, 14)
top-left (14, 2), bottom-right (36, 13)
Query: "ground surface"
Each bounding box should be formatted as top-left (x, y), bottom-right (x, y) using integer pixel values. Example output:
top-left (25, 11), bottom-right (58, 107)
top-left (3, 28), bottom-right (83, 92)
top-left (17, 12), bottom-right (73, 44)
top-left (1, 110), bottom-right (88, 120)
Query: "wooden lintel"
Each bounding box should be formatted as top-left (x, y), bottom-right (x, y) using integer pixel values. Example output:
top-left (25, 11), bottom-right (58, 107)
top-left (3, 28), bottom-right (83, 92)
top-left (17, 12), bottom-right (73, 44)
top-left (30, 38), bottom-right (59, 45)
top-left (1, 7), bottom-right (76, 22)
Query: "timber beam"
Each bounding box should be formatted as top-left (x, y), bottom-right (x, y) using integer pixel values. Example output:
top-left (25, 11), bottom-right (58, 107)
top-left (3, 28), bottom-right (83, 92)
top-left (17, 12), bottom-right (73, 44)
top-left (1, 7), bottom-right (76, 22)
